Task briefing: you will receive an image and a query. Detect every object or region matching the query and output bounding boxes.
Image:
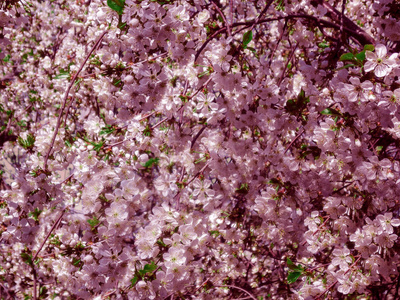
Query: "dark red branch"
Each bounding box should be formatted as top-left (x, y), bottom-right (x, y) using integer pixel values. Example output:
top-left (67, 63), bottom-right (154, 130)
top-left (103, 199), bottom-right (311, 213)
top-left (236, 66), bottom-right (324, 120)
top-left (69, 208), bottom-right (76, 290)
top-left (43, 30), bottom-right (108, 171)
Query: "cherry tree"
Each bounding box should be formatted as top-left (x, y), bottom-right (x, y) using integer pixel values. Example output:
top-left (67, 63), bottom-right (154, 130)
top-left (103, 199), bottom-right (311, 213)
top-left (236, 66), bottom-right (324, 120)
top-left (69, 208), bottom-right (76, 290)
top-left (1, 0), bottom-right (400, 299)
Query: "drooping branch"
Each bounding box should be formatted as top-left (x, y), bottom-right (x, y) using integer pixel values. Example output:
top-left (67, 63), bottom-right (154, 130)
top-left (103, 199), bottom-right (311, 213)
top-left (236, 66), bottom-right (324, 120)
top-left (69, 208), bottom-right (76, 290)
top-left (212, 285), bottom-right (258, 300)
top-left (248, 0), bottom-right (274, 32)
top-left (31, 208), bottom-right (66, 300)
top-left (278, 42), bottom-right (298, 86)
top-left (43, 30), bottom-right (108, 171)
top-left (210, 0), bottom-right (231, 36)
top-left (195, 12), bottom-right (376, 62)
top-left (311, 0), bottom-right (375, 46)
top-left (32, 209), bottom-right (66, 262)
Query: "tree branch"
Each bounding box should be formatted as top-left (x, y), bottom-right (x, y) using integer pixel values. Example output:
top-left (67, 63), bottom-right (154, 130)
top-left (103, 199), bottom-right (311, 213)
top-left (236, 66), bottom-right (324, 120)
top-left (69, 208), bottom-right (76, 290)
top-left (43, 30), bottom-right (108, 171)
top-left (210, 0), bottom-right (231, 36)
top-left (195, 12), bottom-right (375, 62)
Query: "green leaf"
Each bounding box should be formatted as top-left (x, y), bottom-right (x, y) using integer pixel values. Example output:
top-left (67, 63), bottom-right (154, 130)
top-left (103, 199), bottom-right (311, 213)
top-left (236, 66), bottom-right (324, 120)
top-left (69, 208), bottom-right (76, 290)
top-left (142, 157), bottom-right (159, 168)
top-left (28, 208), bottom-right (42, 221)
top-left (286, 258), bottom-right (305, 272)
top-left (18, 133), bottom-right (35, 150)
top-left (118, 22), bottom-right (127, 29)
top-left (285, 99), bottom-right (296, 111)
top-left (2, 54), bottom-right (11, 62)
top-left (287, 271), bottom-right (303, 284)
top-left (209, 230), bottom-right (221, 237)
top-left (99, 125), bottom-right (115, 135)
top-left (242, 30), bottom-right (253, 48)
top-left (72, 258), bottom-right (81, 266)
top-left (286, 258), bottom-right (296, 269)
top-left (39, 286), bottom-right (48, 297)
top-left (157, 239), bottom-right (167, 247)
top-left (21, 252), bottom-right (33, 265)
top-left (74, 78), bottom-right (82, 86)
top-left (107, 0), bottom-right (125, 15)
top-left (17, 120), bottom-right (27, 128)
top-left (236, 182), bottom-right (249, 194)
top-left (137, 262), bottom-right (157, 277)
top-left (130, 276), bottom-right (139, 287)
top-left (91, 140), bottom-right (105, 152)
top-left (320, 108), bottom-right (341, 116)
top-left (364, 44), bottom-right (374, 51)
top-left (339, 52), bottom-right (355, 61)
top-left (142, 261), bottom-right (157, 273)
top-left (54, 68), bottom-right (70, 79)
top-left (113, 79), bottom-right (122, 86)
top-left (318, 42), bottom-right (329, 49)
top-left (297, 89), bottom-right (308, 103)
top-left (355, 50), bottom-right (366, 62)
top-left (87, 216), bottom-right (100, 229)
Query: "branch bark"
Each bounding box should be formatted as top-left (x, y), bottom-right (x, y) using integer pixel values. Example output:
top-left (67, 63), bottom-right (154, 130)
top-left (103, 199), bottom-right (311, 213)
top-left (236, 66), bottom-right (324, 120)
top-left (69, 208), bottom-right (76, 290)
top-left (43, 30), bottom-right (108, 171)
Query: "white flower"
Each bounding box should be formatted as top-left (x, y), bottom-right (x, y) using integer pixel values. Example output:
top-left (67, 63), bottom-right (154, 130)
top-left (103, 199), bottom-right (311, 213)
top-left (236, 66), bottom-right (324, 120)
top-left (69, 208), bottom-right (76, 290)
top-left (331, 247), bottom-right (352, 271)
top-left (364, 44), bottom-right (397, 77)
top-left (197, 10), bottom-right (210, 24)
top-left (343, 77), bottom-right (374, 102)
top-left (376, 212), bottom-right (400, 234)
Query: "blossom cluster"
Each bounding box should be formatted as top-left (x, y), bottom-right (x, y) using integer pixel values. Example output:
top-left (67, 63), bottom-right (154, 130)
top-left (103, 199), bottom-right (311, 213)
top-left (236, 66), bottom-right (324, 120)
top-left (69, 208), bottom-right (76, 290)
top-left (1, 0), bottom-right (400, 299)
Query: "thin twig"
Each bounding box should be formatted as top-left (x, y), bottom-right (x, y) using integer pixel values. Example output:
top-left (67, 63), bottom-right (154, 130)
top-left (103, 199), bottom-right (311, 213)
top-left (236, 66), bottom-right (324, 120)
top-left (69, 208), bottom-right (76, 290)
top-left (43, 30), bottom-right (108, 171)
top-left (0, 282), bottom-right (13, 299)
top-left (195, 27), bottom-right (227, 62)
top-left (188, 77), bottom-right (213, 101)
top-left (129, 52), bottom-right (168, 67)
top-left (278, 42), bottom-right (298, 86)
top-left (32, 209), bottom-right (66, 262)
top-left (340, 0), bottom-right (346, 42)
top-left (315, 256), bottom-right (361, 300)
top-left (191, 124), bottom-right (207, 149)
top-left (151, 117), bottom-right (169, 130)
top-left (312, 0), bottom-right (375, 45)
top-left (64, 95), bottom-right (75, 125)
top-left (332, 181), bottom-right (354, 194)
top-left (183, 79), bottom-right (189, 96)
top-left (174, 160), bottom-right (210, 205)
top-left (249, 0), bottom-right (274, 32)
top-left (186, 161), bottom-right (210, 186)
top-left (139, 111), bottom-right (156, 121)
top-left (210, 0), bottom-right (231, 36)
top-left (195, 0), bottom-right (273, 61)
top-left (196, 10), bottom-right (374, 61)
top-left (269, 19), bottom-right (288, 67)
top-left (284, 128), bottom-right (305, 153)
top-left (162, 293), bottom-right (174, 300)
top-left (106, 140), bottom-right (126, 148)
top-left (213, 285), bottom-right (257, 300)
top-left (302, 216), bottom-right (330, 246)
top-left (33, 268), bottom-right (37, 300)
top-left (58, 173), bottom-right (74, 185)
top-left (32, 208), bottom-right (66, 300)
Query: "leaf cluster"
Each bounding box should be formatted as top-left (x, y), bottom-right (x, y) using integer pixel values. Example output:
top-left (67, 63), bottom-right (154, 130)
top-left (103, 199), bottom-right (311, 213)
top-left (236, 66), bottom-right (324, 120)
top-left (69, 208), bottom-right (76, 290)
top-left (130, 261), bottom-right (158, 287)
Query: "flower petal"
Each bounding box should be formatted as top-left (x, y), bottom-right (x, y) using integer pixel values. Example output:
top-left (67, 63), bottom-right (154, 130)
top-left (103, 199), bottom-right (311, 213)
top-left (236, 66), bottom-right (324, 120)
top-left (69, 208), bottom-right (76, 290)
top-left (375, 64), bottom-right (391, 77)
top-left (375, 44), bottom-right (387, 58)
top-left (364, 61), bottom-right (376, 72)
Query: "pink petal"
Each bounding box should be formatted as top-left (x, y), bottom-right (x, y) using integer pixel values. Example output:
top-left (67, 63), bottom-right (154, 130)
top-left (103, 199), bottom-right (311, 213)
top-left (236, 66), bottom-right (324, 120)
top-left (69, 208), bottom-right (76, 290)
top-left (375, 44), bottom-right (387, 58)
top-left (365, 51), bottom-right (377, 61)
top-left (375, 64), bottom-right (391, 77)
top-left (364, 61), bottom-right (376, 72)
